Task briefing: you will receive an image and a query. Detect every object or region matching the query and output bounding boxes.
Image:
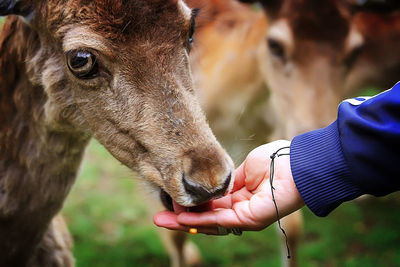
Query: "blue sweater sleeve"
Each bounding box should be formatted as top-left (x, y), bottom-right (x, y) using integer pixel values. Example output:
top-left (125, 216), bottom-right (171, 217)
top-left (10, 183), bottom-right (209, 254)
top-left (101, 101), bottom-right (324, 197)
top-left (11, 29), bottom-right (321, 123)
top-left (290, 82), bottom-right (400, 217)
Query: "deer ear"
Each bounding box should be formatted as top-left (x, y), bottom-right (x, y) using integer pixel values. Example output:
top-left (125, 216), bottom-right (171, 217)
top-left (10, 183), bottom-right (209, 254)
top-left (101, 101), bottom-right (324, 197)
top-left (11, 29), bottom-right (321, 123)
top-left (0, 0), bottom-right (32, 16)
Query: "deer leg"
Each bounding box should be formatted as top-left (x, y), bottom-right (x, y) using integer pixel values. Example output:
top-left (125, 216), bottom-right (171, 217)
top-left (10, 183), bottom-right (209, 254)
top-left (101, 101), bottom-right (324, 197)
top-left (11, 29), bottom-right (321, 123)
top-left (159, 229), bottom-right (185, 267)
top-left (29, 214), bottom-right (75, 267)
top-left (158, 228), bottom-right (202, 267)
top-left (278, 210), bottom-right (303, 267)
top-left (145, 192), bottom-right (202, 267)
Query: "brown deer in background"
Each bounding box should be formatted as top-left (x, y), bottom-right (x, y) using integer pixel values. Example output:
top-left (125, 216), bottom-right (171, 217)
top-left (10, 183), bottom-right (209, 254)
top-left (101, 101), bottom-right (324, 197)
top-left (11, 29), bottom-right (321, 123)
top-left (238, 0), bottom-right (400, 139)
top-left (189, 0), bottom-right (400, 145)
top-left (0, 0), bottom-right (234, 266)
top-left (186, 0), bottom-right (400, 266)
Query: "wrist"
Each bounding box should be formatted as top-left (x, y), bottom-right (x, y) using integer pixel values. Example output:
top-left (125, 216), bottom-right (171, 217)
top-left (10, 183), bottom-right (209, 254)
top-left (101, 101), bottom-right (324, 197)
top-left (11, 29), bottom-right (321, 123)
top-left (290, 122), bottom-right (363, 217)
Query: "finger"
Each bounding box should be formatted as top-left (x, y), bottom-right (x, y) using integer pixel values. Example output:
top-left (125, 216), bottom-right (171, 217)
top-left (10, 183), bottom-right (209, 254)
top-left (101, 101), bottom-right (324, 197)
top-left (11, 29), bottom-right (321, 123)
top-left (153, 211), bottom-right (220, 235)
top-left (232, 162), bottom-right (246, 192)
top-left (153, 211), bottom-right (188, 231)
top-left (177, 208), bottom-right (247, 228)
top-left (202, 186), bottom-right (253, 210)
top-left (231, 187), bottom-right (253, 204)
top-left (211, 195), bottom-right (232, 209)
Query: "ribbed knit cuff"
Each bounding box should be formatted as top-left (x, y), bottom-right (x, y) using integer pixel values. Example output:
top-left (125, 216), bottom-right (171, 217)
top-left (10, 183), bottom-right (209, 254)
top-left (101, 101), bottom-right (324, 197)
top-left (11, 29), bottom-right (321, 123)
top-left (290, 121), bottom-right (363, 217)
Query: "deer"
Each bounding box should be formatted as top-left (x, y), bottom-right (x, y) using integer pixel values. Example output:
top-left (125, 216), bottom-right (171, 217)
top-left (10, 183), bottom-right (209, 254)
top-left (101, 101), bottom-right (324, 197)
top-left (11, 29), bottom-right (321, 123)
top-left (0, 0), bottom-right (235, 266)
top-left (237, 0), bottom-right (400, 139)
top-left (185, 0), bottom-right (400, 266)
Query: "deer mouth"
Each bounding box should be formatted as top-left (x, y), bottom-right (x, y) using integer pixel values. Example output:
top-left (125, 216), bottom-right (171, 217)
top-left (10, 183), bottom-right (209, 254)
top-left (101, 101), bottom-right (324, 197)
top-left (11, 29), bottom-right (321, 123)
top-left (159, 189), bottom-right (212, 213)
top-left (159, 189), bottom-right (174, 211)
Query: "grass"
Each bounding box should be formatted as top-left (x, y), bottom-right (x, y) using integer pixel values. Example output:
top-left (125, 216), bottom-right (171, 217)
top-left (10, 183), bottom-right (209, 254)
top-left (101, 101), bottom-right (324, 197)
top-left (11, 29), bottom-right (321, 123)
top-left (63, 141), bottom-right (168, 267)
top-left (63, 140), bottom-right (400, 267)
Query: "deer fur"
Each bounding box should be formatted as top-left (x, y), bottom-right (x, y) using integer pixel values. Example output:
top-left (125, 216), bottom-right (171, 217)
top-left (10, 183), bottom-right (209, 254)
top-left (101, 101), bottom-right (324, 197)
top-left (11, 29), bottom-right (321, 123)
top-left (0, 0), bottom-right (234, 265)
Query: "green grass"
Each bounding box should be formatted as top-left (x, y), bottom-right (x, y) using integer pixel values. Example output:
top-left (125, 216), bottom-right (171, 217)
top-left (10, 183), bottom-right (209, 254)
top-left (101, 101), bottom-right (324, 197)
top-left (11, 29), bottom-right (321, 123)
top-left (63, 140), bottom-right (169, 267)
top-left (63, 140), bottom-right (400, 267)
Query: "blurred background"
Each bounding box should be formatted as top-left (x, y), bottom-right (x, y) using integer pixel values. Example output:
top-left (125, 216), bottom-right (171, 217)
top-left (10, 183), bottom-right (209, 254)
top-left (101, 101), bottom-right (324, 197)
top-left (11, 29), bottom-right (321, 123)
top-left (3, 0), bottom-right (400, 266)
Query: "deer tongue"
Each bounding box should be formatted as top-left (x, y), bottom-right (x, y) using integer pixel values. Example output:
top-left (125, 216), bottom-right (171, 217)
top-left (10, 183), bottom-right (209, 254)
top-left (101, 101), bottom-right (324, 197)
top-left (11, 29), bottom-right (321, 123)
top-left (160, 188), bottom-right (212, 213)
top-left (172, 200), bottom-right (212, 214)
top-left (172, 200), bottom-right (187, 214)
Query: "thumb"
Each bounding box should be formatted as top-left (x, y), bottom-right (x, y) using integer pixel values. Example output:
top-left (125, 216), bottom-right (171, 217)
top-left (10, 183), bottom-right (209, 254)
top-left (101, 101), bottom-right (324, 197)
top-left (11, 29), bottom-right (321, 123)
top-left (232, 162), bottom-right (245, 192)
top-left (244, 146), bottom-right (270, 192)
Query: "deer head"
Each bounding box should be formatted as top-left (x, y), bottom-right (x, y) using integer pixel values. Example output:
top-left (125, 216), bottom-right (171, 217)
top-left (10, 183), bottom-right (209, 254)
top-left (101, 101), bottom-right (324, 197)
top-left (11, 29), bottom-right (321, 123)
top-left (239, 0), bottom-right (400, 139)
top-left (1, 0), bottom-right (234, 208)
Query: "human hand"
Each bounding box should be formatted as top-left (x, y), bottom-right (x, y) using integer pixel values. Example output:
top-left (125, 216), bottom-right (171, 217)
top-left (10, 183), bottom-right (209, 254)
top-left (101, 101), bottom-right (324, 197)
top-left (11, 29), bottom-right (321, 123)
top-left (153, 140), bottom-right (305, 235)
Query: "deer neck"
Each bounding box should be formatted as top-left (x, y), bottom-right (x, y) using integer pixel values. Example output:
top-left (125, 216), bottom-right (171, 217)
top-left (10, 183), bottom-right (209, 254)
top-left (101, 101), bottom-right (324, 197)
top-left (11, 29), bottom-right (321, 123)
top-left (0, 17), bottom-right (90, 262)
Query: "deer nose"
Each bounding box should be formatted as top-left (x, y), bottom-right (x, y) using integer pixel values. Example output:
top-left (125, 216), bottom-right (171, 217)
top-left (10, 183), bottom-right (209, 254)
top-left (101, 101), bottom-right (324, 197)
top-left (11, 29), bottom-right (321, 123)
top-left (183, 172), bottom-right (232, 204)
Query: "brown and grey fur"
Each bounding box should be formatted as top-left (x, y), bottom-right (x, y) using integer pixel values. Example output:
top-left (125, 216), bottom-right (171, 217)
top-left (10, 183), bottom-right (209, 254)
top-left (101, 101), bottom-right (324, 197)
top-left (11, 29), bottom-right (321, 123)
top-left (0, 0), bottom-right (234, 266)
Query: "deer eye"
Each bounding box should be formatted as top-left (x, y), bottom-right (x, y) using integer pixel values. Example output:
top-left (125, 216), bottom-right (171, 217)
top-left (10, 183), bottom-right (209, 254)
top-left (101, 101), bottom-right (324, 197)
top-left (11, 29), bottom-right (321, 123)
top-left (187, 8), bottom-right (199, 51)
top-left (268, 38), bottom-right (286, 61)
top-left (66, 50), bottom-right (99, 79)
top-left (344, 45), bottom-right (364, 70)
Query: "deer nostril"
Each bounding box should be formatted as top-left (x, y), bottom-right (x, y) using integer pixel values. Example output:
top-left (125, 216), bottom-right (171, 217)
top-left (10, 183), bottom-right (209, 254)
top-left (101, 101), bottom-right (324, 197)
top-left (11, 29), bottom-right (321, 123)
top-left (218, 172), bottom-right (231, 195)
top-left (182, 174), bottom-right (212, 204)
top-left (182, 172), bottom-right (232, 204)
